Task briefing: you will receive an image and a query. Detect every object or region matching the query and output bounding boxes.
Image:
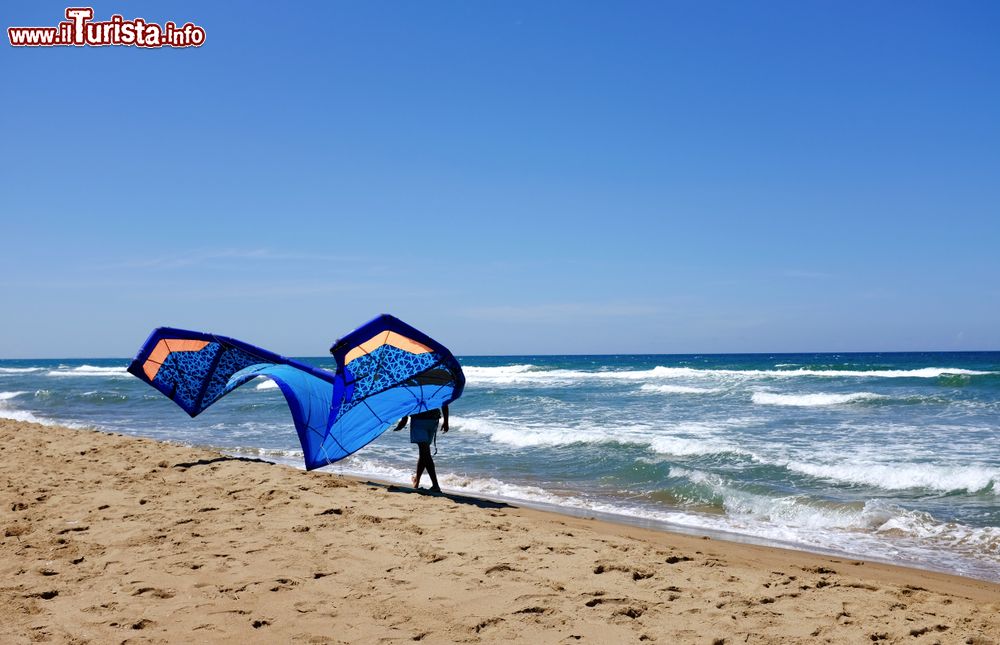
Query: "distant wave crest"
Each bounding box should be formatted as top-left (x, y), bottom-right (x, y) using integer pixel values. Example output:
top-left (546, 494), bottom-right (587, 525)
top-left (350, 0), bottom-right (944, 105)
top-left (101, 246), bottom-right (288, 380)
top-left (786, 460), bottom-right (999, 495)
top-left (640, 384), bottom-right (722, 395)
top-left (464, 363), bottom-right (996, 387)
top-left (752, 391), bottom-right (887, 406)
top-left (47, 365), bottom-right (129, 378)
top-left (455, 415), bottom-right (752, 457)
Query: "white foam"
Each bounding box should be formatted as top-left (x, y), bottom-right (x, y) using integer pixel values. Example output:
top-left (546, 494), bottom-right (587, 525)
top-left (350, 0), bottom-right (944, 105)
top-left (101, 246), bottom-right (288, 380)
top-left (255, 380), bottom-right (279, 390)
top-left (0, 367), bottom-right (43, 373)
top-left (322, 455), bottom-right (574, 506)
top-left (648, 435), bottom-right (744, 457)
top-left (454, 416), bottom-right (628, 448)
top-left (752, 391), bottom-right (887, 406)
top-left (461, 364), bottom-right (536, 377)
top-left (876, 511), bottom-right (1000, 551)
top-left (46, 365), bottom-right (129, 377)
top-left (671, 469), bottom-right (1000, 553)
top-left (463, 364), bottom-right (570, 385)
top-left (227, 445), bottom-right (305, 460)
top-left (442, 474), bottom-right (568, 503)
top-left (463, 363), bottom-right (995, 387)
top-left (0, 398), bottom-right (87, 428)
top-left (329, 456), bottom-right (412, 481)
top-left (786, 460), bottom-right (999, 494)
top-left (454, 415), bottom-right (753, 457)
top-left (722, 367), bottom-right (994, 379)
top-left (0, 408), bottom-right (57, 425)
top-left (640, 384), bottom-right (722, 394)
top-left (0, 391), bottom-right (27, 401)
top-left (464, 365), bottom-right (699, 386)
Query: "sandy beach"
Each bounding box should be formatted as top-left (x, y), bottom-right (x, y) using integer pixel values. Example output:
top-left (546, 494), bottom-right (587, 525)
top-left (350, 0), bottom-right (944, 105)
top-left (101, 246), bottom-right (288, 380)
top-left (2, 419), bottom-right (997, 644)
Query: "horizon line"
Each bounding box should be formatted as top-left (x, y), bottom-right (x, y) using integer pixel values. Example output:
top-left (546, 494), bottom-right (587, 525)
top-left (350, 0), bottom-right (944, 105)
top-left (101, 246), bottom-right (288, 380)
top-left (3, 348), bottom-right (1000, 361)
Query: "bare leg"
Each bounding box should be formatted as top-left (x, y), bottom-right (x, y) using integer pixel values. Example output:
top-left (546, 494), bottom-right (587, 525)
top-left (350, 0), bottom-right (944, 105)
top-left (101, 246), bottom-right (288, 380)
top-left (413, 444), bottom-right (425, 488)
top-left (416, 442), bottom-right (440, 492)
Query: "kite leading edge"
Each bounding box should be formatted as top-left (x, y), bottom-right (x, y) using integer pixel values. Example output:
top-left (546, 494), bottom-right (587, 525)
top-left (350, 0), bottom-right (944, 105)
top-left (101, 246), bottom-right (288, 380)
top-left (127, 314), bottom-right (465, 470)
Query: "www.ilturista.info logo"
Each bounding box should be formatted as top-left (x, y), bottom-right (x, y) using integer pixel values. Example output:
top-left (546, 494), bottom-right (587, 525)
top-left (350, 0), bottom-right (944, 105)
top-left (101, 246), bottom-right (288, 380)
top-left (8, 7), bottom-right (205, 48)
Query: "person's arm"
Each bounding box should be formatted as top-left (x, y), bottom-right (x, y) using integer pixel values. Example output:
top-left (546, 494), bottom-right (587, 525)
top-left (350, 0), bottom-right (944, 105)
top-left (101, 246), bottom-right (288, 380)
top-left (392, 416), bottom-right (408, 432)
top-left (441, 405), bottom-right (449, 433)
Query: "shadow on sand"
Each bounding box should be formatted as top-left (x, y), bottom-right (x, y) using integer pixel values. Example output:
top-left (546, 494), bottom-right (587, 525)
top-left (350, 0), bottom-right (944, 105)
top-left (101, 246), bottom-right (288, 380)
top-left (365, 480), bottom-right (515, 510)
top-left (172, 455), bottom-right (275, 469)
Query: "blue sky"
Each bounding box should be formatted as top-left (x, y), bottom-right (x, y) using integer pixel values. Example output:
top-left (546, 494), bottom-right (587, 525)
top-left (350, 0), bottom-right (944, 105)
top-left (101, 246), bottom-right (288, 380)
top-left (2, 1), bottom-right (998, 358)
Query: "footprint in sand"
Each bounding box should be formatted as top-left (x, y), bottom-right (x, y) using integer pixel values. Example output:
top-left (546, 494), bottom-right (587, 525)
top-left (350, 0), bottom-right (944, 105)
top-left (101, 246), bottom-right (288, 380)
top-left (131, 587), bottom-right (176, 599)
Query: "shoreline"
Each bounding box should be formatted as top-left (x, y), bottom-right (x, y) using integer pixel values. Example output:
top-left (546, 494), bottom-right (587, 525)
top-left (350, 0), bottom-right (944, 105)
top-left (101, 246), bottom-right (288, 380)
top-left (229, 447), bottom-right (1000, 585)
top-left (5, 353), bottom-right (1000, 587)
top-left (2, 419), bottom-right (998, 643)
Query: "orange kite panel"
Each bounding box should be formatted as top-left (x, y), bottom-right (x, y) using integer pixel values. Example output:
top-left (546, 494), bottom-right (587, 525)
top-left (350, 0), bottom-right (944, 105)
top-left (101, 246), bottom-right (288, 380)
top-left (143, 339), bottom-right (209, 380)
top-left (344, 331), bottom-right (432, 365)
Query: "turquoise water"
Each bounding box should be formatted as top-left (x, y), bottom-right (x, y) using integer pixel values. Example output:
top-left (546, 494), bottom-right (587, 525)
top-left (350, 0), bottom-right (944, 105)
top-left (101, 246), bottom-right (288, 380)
top-left (2, 352), bottom-right (999, 581)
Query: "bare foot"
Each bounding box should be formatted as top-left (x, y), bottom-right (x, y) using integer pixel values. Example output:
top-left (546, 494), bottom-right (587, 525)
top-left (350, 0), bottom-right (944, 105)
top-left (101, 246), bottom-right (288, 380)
top-left (412, 475), bottom-right (419, 488)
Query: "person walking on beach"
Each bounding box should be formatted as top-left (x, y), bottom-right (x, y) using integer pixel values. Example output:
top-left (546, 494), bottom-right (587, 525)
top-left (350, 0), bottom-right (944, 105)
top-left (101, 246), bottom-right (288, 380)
top-left (393, 405), bottom-right (449, 492)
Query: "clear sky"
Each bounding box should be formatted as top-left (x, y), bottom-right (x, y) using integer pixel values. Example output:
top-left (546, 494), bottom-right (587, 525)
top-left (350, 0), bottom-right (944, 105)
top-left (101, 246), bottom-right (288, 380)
top-left (2, 1), bottom-right (998, 358)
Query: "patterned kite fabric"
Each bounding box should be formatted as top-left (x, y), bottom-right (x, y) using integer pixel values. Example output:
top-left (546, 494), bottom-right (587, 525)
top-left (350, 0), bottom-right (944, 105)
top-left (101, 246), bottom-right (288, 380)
top-left (127, 315), bottom-right (464, 470)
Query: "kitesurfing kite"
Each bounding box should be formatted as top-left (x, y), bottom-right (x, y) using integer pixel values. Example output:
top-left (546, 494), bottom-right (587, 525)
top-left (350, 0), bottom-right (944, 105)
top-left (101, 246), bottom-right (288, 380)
top-left (127, 315), bottom-right (465, 470)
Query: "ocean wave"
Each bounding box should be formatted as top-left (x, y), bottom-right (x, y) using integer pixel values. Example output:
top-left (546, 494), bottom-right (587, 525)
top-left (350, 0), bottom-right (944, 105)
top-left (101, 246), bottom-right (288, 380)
top-left (0, 399), bottom-right (87, 428)
top-left (454, 416), bottom-right (635, 448)
top-left (465, 365), bottom-right (699, 385)
top-left (785, 460), bottom-right (999, 494)
top-left (671, 468), bottom-right (1000, 548)
top-left (256, 380), bottom-right (279, 390)
top-left (679, 366), bottom-right (989, 380)
top-left (461, 364), bottom-right (537, 376)
top-left (877, 511), bottom-right (1000, 551)
top-left (226, 445), bottom-right (305, 461)
top-left (647, 435), bottom-right (746, 457)
top-left (0, 367), bottom-right (43, 374)
top-left (463, 363), bottom-right (997, 386)
top-left (46, 365), bottom-right (129, 377)
top-left (79, 390), bottom-right (129, 403)
top-left (455, 415), bottom-right (752, 457)
top-left (0, 407), bottom-right (51, 425)
top-left (727, 490), bottom-right (1000, 553)
top-left (0, 391), bottom-right (27, 401)
top-left (780, 367), bottom-right (996, 378)
top-left (640, 384), bottom-right (723, 395)
top-left (462, 364), bottom-right (556, 385)
top-left (751, 391), bottom-right (887, 406)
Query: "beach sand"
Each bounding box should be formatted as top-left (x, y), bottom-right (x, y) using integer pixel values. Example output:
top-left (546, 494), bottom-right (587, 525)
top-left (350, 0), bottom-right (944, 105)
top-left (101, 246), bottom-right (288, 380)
top-left (2, 419), bottom-right (998, 644)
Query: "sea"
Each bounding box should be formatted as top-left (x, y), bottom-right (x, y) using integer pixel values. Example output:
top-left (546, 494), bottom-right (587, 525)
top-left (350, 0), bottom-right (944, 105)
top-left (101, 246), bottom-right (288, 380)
top-left (2, 352), bottom-right (998, 582)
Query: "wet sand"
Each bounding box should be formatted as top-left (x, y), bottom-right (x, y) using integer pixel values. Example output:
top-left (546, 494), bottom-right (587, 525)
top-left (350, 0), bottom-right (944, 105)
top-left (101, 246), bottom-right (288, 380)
top-left (2, 419), bottom-right (998, 643)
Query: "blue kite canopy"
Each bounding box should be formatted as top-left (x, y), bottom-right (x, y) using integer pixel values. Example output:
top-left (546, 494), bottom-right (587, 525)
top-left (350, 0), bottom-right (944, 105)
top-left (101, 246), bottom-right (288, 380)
top-left (127, 315), bottom-right (465, 470)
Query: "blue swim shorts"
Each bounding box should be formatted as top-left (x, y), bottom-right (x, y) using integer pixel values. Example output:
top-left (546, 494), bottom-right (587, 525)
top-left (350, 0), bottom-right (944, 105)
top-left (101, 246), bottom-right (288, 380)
top-left (409, 417), bottom-right (439, 444)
